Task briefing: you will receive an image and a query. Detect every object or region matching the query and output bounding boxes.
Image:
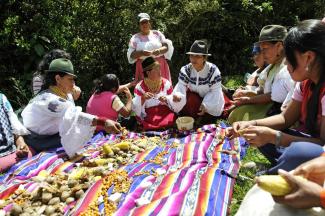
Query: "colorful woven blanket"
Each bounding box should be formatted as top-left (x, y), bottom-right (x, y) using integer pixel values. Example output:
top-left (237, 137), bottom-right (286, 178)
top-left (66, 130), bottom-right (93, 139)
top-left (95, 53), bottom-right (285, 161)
top-left (0, 124), bottom-right (247, 216)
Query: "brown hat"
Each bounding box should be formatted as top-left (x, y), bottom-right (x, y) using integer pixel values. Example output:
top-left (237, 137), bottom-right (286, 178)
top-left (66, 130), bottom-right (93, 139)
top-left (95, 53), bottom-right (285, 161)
top-left (258, 25), bottom-right (287, 43)
top-left (142, 57), bottom-right (159, 72)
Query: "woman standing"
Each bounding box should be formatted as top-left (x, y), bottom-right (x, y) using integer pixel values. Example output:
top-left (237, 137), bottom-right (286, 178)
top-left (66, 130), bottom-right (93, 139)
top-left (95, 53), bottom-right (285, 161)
top-left (127, 13), bottom-right (174, 84)
top-left (22, 58), bottom-right (121, 157)
top-left (228, 25), bottom-right (295, 124)
top-left (172, 40), bottom-right (225, 119)
top-left (132, 57), bottom-right (177, 130)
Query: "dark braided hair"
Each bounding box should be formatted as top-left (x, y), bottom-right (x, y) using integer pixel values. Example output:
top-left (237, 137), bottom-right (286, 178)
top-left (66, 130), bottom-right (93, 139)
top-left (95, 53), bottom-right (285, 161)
top-left (284, 19), bottom-right (325, 136)
top-left (93, 74), bottom-right (119, 94)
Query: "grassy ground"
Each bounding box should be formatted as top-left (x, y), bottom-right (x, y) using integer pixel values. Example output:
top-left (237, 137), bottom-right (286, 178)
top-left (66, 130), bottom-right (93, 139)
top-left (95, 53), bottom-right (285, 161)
top-left (222, 75), bottom-right (271, 215)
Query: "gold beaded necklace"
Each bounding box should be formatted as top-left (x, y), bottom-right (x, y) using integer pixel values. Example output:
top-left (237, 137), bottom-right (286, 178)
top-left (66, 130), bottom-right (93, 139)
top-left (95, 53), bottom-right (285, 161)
top-left (49, 86), bottom-right (68, 99)
top-left (144, 78), bottom-right (162, 93)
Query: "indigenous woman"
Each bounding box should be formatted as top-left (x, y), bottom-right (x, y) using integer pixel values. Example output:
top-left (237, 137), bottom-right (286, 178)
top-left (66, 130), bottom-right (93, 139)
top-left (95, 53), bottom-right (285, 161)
top-left (132, 57), bottom-right (177, 130)
top-left (227, 19), bottom-right (325, 174)
top-left (172, 40), bottom-right (225, 119)
top-left (32, 49), bottom-right (81, 100)
top-left (22, 58), bottom-right (121, 157)
top-left (0, 93), bottom-right (33, 172)
top-left (228, 25), bottom-right (295, 124)
top-left (127, 13), bottom-right (174, 83)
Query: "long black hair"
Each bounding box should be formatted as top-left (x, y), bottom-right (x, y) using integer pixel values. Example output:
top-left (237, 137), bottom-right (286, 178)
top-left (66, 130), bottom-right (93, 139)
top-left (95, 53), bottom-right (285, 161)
top-left (93, 74), bottom-right (119, 94)
top-left (284, 19), bottom-right (325, 136)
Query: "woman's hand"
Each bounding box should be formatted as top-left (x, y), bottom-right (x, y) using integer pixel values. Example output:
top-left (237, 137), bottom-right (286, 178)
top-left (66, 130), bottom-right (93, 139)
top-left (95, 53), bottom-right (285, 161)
top-left (273, 169), bottom-right (323, 209)
top-left (152, 49), bottom-right (161, 56)
top-left (240, 126), bottom-right (276, 147)
top-left (293, 156), bottom-right (325, 185)
top-left (233, 89), bottom-right (246, 98)
top-left (142, 50), bottom-right (152, 57)
top-left (197, 104), bottom-right (207, 116)
top-left (72, 85), bottom-right (81, 101)
top-left (142, 92), bottom-right (154, 100)
top-left (233, 96), bottom-right (251, 106)
top-left (123, 87), bottom-right (133, 100)
top-left (173, 95), bottom-right (181, 102)
top-left (226, 120), bottom-right (256, 139)
top-left (158, 96), bottom-right (167, 104)
top-left (104, 120), bottom-right (121, 134)
top-left (16, 138), bottom-right (29, 158)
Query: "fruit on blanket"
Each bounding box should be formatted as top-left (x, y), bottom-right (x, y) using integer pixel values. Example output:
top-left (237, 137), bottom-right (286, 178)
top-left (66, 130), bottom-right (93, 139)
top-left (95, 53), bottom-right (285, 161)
top-left (256, 175), bottom-right (305, 196)
top-left (113, 141), bottom-right (130, 151)
top-left (102, 143), bottom-right (114, 156)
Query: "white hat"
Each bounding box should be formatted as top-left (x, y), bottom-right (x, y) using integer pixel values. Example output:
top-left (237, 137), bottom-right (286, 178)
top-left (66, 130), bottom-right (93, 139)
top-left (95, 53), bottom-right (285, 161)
top-left (138, 13), bottom-right (150, 22)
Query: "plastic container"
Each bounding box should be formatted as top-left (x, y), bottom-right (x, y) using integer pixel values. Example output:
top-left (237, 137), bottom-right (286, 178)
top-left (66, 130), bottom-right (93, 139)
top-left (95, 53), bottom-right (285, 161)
top-left (176, 116), bottom-right (194, 130)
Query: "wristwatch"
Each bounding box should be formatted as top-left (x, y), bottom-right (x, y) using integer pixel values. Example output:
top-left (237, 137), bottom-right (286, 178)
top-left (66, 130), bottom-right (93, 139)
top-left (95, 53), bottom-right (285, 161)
top-left (275, 131), bottom-right (282, 146)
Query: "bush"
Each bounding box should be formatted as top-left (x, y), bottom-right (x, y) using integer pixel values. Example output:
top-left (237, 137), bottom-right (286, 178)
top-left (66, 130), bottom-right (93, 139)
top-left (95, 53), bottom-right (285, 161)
top-left (0, 0), bottom-right (324, 109)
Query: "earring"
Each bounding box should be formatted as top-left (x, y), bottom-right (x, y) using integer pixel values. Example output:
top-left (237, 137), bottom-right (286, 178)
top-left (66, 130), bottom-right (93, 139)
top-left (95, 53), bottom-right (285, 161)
top-left (305, 65), bottom-right (309, 71)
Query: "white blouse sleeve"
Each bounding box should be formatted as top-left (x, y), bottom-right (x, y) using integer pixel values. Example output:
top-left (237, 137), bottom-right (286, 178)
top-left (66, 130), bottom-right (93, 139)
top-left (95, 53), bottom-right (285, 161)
top-left (59, 106), bottom-right (96, 158)
top-left (271, 68), bottom-right (295, 103)
top-left (127, 35), bottom-right (137, 64)
top-left (171, 67), bottom-right (189, 113)
top-left (156, 31), bottom-right (174, 60)
top-left (132, 83), bottom-right (146, 119)
top-left (202, 70), bottom-right (224, 116)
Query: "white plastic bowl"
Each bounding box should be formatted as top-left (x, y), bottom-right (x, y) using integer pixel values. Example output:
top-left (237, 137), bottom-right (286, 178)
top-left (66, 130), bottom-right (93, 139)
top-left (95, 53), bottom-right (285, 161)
top-left (176, 116), bottom-right (194, 130)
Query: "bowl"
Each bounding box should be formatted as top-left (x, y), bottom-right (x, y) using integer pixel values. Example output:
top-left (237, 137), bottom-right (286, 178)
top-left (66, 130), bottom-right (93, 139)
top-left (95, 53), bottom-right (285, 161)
top-left (176, 116), bottom-right (194, 130)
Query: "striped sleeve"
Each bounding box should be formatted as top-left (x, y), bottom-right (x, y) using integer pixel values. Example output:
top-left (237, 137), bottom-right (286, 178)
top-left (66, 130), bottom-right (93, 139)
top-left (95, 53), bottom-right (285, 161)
top-left (178, 65), bottom-right (190, 85)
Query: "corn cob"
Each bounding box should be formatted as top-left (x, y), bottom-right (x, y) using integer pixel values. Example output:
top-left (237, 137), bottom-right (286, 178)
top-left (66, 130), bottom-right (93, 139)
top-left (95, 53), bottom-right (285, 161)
top-left (256, 175), bottom-right (305, 196)
top-left (113, 141), bottom-right (130, 151)
top-left (102, 143), bottom-right (114, 156)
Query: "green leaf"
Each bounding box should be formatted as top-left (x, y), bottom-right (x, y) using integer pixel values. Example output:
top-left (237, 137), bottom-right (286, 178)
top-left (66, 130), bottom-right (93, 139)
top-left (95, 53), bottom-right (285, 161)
top-left (34, 43), bottom-right (45, 57)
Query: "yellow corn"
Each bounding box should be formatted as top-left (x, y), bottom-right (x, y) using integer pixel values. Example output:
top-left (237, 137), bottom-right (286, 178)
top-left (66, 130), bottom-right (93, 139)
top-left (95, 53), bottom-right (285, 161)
top-left (256, 175), bottom-right (305, 196)
top-left (113, 141), bottom-right (130, 151)
top-left (102, 144), bottom-right (114, 155)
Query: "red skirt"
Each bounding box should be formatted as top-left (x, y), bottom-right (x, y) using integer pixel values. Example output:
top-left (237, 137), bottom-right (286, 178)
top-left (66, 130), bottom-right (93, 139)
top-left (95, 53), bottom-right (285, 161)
top-left (139, 105), bottom-right (176, 130)
top-left (181, 90), bottom-right (233, 118)
top-left (180, 91), bottom-right (203, 118)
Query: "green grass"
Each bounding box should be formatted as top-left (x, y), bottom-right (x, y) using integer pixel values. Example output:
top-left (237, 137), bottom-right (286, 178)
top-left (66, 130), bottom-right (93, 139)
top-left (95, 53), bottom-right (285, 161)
top-left (222, 75), bottom-right (271, 215)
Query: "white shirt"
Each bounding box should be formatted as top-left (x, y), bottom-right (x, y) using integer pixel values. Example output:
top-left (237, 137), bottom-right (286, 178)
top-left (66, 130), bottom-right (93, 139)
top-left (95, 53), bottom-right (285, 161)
top-left (127, 30), bottom-right (174, 64)
top-left (173, 62), bottom-right (225, 116)
top-left (132, 78), bottom-right (175, 119)
top-left (22, 90), bottom-right (97, 157)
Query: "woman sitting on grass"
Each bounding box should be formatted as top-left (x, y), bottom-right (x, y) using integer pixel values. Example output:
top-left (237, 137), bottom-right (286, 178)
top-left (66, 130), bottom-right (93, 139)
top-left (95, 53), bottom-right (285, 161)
top-left (172, 40), bottom-right (225, 121)
top-left (227, 19), bottom-right (325, 175)
top-left (22, 58), bottom-right (121, 157)
top-left (87, 74), bottom-right (133, 131)
top-left (132, 57), bottom-right (177, 130)
top-left (228, 25), bottom-right (295, 124)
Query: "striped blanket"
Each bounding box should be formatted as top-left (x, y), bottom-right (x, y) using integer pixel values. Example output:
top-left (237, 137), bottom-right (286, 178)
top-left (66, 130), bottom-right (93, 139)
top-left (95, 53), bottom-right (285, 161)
top-left (0, 124), bottom-right (247, 215)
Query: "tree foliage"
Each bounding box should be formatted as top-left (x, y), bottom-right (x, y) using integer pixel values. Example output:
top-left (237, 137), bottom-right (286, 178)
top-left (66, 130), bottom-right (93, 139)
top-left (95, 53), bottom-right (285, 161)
top-left (0, 0), bottom-right (324, 108)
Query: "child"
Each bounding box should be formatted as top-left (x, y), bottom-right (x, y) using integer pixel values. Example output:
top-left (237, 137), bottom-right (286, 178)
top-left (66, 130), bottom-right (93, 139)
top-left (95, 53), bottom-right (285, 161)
top-left (87, 74), bottom-right (132, 131)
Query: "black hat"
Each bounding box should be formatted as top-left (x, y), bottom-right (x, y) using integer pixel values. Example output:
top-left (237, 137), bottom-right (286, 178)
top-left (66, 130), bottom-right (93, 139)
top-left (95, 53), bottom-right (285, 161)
top-left (186, 40), bottom-right (211, 56)
top-left (142, 57), bottom-right (160, 71)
